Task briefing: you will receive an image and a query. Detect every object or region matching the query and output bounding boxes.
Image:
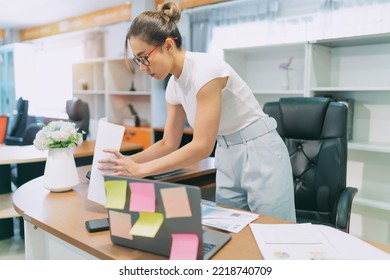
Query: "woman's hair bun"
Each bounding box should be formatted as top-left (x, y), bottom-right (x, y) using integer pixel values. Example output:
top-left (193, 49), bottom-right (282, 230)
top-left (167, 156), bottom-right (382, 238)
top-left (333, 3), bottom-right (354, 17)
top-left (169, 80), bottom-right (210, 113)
top-left (159, 1), bottom-right (181, 23)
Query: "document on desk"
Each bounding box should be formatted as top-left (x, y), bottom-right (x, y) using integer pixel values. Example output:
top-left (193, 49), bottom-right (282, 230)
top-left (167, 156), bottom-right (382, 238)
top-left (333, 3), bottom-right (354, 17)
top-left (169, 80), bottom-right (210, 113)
top-left (87, 118), bottom-right (125, 205)
top-left (201, 200), bottom-right (259, 233)
top-left (250, 223), bottom-right (390, 260)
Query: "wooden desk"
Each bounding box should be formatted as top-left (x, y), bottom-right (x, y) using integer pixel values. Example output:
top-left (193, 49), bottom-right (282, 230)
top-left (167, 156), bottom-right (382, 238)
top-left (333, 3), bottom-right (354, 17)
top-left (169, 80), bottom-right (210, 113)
top-left (12, 159), bottom-right (273, 260)
top-left (13, 161), bottom-right (390, 259)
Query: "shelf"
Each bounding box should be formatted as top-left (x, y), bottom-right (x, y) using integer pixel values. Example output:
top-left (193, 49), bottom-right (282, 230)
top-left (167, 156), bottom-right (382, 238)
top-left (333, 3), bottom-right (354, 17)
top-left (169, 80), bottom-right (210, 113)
top-left (107, 91), bottom-right (151, 96)
top-left (73, 90), bottom-right (105, 95)
top-left (353, 196), bottom-right (390, 212)
top-left (311, 87), bottom-right (390, 92)
top-left (253, 90), bottom-right (305, 95)
top-left (312, 32), bottom-right (390, 48)
top-left (348, 142), bottom-right (390, 153)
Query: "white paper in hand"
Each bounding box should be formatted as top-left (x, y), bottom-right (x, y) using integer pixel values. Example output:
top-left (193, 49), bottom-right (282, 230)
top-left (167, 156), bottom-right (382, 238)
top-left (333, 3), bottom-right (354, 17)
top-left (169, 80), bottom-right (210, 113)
top-left (87, 118), bottom-right (125, 205)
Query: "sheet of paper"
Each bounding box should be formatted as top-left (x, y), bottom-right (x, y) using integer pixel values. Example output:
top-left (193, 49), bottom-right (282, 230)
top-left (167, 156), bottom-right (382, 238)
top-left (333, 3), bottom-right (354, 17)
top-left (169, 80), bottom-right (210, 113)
top-left (250, 223), bottom-right (390, 260)
top-left (201, 200), bottom-right (259, 233)
top-left (109, 210), bottom-right (133, 240)
top-left (129, 212), bottom-right (164, 238)
top-left (129, 182), bottom-right (155, 212)
top-left (160, 187), bottom-right (192, 218)
top-left (250, 223), bottom-right (340, 260)
top-left (313, 224), bottom-right (390, 260)
top-left (104, 180), bottom-right (127, 209)
top-left (87, 118), bottom-right (125, 205)
top-left (170, 233), bottom-right (199, 260)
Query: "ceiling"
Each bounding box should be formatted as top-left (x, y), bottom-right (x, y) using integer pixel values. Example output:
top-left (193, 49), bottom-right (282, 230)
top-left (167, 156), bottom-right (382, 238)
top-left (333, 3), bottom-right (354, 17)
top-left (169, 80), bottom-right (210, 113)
top-left (0, 0), bottom-right (130, 30)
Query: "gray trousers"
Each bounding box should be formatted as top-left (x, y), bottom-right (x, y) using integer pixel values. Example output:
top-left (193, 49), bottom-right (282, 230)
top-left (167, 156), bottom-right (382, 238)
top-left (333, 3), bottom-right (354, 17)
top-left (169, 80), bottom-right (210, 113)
top-left (215, 118), bottom-right (296, 223)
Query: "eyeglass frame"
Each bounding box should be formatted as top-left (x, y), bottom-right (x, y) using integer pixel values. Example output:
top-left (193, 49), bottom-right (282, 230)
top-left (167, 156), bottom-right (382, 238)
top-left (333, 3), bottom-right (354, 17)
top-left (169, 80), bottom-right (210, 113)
top-left (131, 37), bottom-right (178, 67)
top-left (132, 43), bottom-right (161, 67)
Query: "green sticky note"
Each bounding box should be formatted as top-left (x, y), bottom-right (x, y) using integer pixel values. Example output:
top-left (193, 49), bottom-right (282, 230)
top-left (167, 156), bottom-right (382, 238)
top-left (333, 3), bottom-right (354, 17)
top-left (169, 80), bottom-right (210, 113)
top-left (130, 212), bottom-right (164, 238)
top-left (104, 180), bottom-right (127, 209)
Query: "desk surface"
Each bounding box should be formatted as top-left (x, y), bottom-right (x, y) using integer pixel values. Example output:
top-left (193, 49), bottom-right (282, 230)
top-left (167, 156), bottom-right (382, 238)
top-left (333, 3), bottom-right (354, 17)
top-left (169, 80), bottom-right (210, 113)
top-left (13, 160), bottom-right (390, 259)
top-left (0, 140), bottom-right (143, 165)
top-left (12, 160), bottom-right (284, 260)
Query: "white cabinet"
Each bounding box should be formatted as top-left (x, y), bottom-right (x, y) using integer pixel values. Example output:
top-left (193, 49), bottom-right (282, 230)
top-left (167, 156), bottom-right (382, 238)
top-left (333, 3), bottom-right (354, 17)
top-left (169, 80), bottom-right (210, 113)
top-left (224, 33), bottom-right (390, 244)
top-left (72, 58), bottom-right (152, 139)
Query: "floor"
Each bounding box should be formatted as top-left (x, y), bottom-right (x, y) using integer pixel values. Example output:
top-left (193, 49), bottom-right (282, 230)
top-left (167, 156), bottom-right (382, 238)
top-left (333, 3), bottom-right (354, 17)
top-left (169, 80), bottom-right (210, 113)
top-left (0, 218), bottom-right (25, 260)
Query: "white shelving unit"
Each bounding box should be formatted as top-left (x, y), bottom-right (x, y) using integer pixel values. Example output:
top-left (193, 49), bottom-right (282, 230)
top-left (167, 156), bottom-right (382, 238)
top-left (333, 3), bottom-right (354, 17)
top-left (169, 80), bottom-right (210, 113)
top-left (224, 33), bottom-right (390, 244)
top-left (72, 57), bottom-right (152, 139)
top-left (224, 42), bottom-right (307, 107)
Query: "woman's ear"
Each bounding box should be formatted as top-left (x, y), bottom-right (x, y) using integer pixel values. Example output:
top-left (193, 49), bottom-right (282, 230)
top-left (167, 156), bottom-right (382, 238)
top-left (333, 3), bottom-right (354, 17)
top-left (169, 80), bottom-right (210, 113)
top-left (164, 38), bottom-right (176, 52)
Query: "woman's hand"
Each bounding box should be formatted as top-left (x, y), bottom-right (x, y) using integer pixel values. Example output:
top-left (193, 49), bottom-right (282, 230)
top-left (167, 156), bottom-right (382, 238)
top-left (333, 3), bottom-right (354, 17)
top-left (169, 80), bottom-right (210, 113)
top-left (98, 149), bottom-right (142, 177)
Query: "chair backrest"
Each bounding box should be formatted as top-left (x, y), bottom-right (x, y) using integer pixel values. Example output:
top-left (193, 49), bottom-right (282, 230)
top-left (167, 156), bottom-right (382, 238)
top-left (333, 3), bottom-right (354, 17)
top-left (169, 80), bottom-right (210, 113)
top-left (8, 97), bottom-right (29, 138)
top-left (263, 97), bottom-right (349, 227)
top-left (66, 98), bottom-right (90, 140)
top-left (0, 115), bottom-right (8, 144)
top-left (21, 123), bottom-right (43, 146)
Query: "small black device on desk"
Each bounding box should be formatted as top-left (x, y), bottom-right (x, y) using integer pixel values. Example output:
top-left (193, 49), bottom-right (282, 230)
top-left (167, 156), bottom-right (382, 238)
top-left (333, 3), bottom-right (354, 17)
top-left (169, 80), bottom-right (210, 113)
top-left (85, 218), bottom-right (110, 233)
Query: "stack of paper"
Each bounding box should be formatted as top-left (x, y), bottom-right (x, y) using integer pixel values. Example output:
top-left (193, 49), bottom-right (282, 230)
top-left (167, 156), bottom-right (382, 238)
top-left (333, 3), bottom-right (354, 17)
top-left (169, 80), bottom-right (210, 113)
top-left (201, 200), bottom-right (259, 233)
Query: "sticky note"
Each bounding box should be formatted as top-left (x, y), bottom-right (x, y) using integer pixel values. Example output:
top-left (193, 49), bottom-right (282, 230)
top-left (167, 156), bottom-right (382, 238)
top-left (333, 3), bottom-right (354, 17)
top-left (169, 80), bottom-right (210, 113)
top-left (129, 182), bottom-right (155, 212)
top-left (129, 212), bottom-right (164, 238)
top-left (104, 180), bottom-right (127, 209)
top-left (160, 187), bottom-right (192, 218)
top-left (170, 233), bottom-right (199, 260)
top-left (108, 210), bottom-right (133, 240)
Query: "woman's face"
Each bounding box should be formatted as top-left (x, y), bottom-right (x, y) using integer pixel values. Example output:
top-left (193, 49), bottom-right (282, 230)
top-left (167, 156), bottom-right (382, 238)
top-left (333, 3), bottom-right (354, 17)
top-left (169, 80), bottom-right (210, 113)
top-left (129, 37), bottom-right (172, 81)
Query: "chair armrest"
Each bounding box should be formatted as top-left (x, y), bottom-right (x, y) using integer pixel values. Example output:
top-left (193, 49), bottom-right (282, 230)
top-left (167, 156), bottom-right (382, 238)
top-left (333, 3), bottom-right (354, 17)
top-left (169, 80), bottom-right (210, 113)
top-left (4, 136), bottom-right (23, 146)
top-left (336, 186), bottom-right (358, 233)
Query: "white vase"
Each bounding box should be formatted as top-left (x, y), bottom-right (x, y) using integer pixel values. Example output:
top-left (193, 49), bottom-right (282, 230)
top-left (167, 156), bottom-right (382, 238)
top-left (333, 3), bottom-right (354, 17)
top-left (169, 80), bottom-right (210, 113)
top-left (43, 147), bottom-right (79, 192)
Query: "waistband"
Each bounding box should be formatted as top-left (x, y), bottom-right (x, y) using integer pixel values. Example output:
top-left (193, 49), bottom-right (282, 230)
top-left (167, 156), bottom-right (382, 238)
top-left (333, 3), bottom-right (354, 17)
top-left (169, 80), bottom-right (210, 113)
top-left (217, 117), bottom-right (277, 149)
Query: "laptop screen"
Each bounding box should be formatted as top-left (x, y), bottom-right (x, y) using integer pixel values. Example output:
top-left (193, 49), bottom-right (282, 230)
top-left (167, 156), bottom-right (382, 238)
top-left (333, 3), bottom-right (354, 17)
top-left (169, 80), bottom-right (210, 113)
top-left (103, 175), bottom-right (205, 259)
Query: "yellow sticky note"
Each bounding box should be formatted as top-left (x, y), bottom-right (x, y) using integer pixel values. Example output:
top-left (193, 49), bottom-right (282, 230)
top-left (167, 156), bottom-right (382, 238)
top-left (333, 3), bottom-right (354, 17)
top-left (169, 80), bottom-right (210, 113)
top-left (108, 210), bottom-right (133, 240)
top-left (129, 212), bottom-right (164, 238)
top-left (160, 187), bottom-right (192, 218)
top-left (104, 180), bottom-right (127, 209)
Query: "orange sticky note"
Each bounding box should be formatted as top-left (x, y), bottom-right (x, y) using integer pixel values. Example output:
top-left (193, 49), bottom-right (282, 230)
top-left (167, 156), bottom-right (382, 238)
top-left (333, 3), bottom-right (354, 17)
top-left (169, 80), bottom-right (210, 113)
top-left (129, 182), bottom-right (155, 212)
top-left (160, 187), bottom-right (192, 218)
top-left (129, 212), bottom-right (164, 238)
top-left (104, 180), bottom-right (127, 209)
top-left (108, 210), bottom-right (133, 240)
top-left (170, 233), bottom-right (199, 260)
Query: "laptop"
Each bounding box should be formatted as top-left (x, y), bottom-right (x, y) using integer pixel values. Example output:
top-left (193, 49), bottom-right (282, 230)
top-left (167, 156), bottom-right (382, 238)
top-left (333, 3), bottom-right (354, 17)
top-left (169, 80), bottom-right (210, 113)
top-left (103, 175), bottom-right (231, 260)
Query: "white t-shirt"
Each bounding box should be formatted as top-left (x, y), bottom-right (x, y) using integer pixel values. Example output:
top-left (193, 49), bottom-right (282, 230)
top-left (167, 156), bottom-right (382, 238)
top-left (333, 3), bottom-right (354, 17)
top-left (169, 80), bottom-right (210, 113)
top-left (165, 51), bottom-right (265, 135)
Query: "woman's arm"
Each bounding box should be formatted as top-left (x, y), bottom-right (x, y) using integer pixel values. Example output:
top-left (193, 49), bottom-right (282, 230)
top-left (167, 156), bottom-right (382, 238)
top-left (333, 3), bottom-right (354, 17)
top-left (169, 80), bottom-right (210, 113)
top-left (128, 102), bottom-right (187, 163)
top-left (99, 77), bottom-right (226, 177)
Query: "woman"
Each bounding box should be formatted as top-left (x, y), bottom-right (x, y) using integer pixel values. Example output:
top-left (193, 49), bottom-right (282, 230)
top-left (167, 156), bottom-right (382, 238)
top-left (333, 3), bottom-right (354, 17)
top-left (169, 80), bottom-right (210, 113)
top-left (99, 2), bottom-right (296, 222)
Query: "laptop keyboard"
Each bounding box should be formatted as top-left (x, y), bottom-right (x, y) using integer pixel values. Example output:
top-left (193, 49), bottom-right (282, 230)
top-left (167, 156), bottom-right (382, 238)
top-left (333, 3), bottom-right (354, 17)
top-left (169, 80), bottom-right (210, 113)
top-left (203, 242), bottom-right (216, 255)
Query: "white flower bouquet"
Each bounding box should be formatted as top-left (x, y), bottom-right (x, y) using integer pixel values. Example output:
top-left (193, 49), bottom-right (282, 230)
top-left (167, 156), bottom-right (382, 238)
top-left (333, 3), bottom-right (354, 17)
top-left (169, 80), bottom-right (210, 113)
top-left (33, 120), bottom-right (84, 150)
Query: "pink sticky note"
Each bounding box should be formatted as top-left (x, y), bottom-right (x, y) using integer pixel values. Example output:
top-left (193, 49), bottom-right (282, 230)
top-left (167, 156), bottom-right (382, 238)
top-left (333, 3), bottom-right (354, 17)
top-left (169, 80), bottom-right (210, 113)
top-left (160, 187), bottom-right (192, 218)
top-left (108, 210), bottom-right (133, 240)
top-left (169, 233), bottom-right (199, 260)
top-left (129, 182), bottom-right (155, 212)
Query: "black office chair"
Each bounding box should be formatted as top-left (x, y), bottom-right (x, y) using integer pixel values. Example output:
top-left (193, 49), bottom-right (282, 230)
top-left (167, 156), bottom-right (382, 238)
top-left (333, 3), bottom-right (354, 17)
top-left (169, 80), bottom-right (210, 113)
top-left (66, 98), bottom-right (90, 140)
top-left (11, 123), bottom-right (45, 187)
top-left (4, 97), bottom-right (29, 145)
top-left (263, 97), bottom-right (358, 233)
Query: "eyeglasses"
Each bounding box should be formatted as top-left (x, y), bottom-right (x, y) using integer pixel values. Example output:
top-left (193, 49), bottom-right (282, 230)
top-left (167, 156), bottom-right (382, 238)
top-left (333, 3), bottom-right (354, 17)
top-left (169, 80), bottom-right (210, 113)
top-left (132, 44), bottom-right (161, 67)
top-left (131, 37), bottom-right (178, 67)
